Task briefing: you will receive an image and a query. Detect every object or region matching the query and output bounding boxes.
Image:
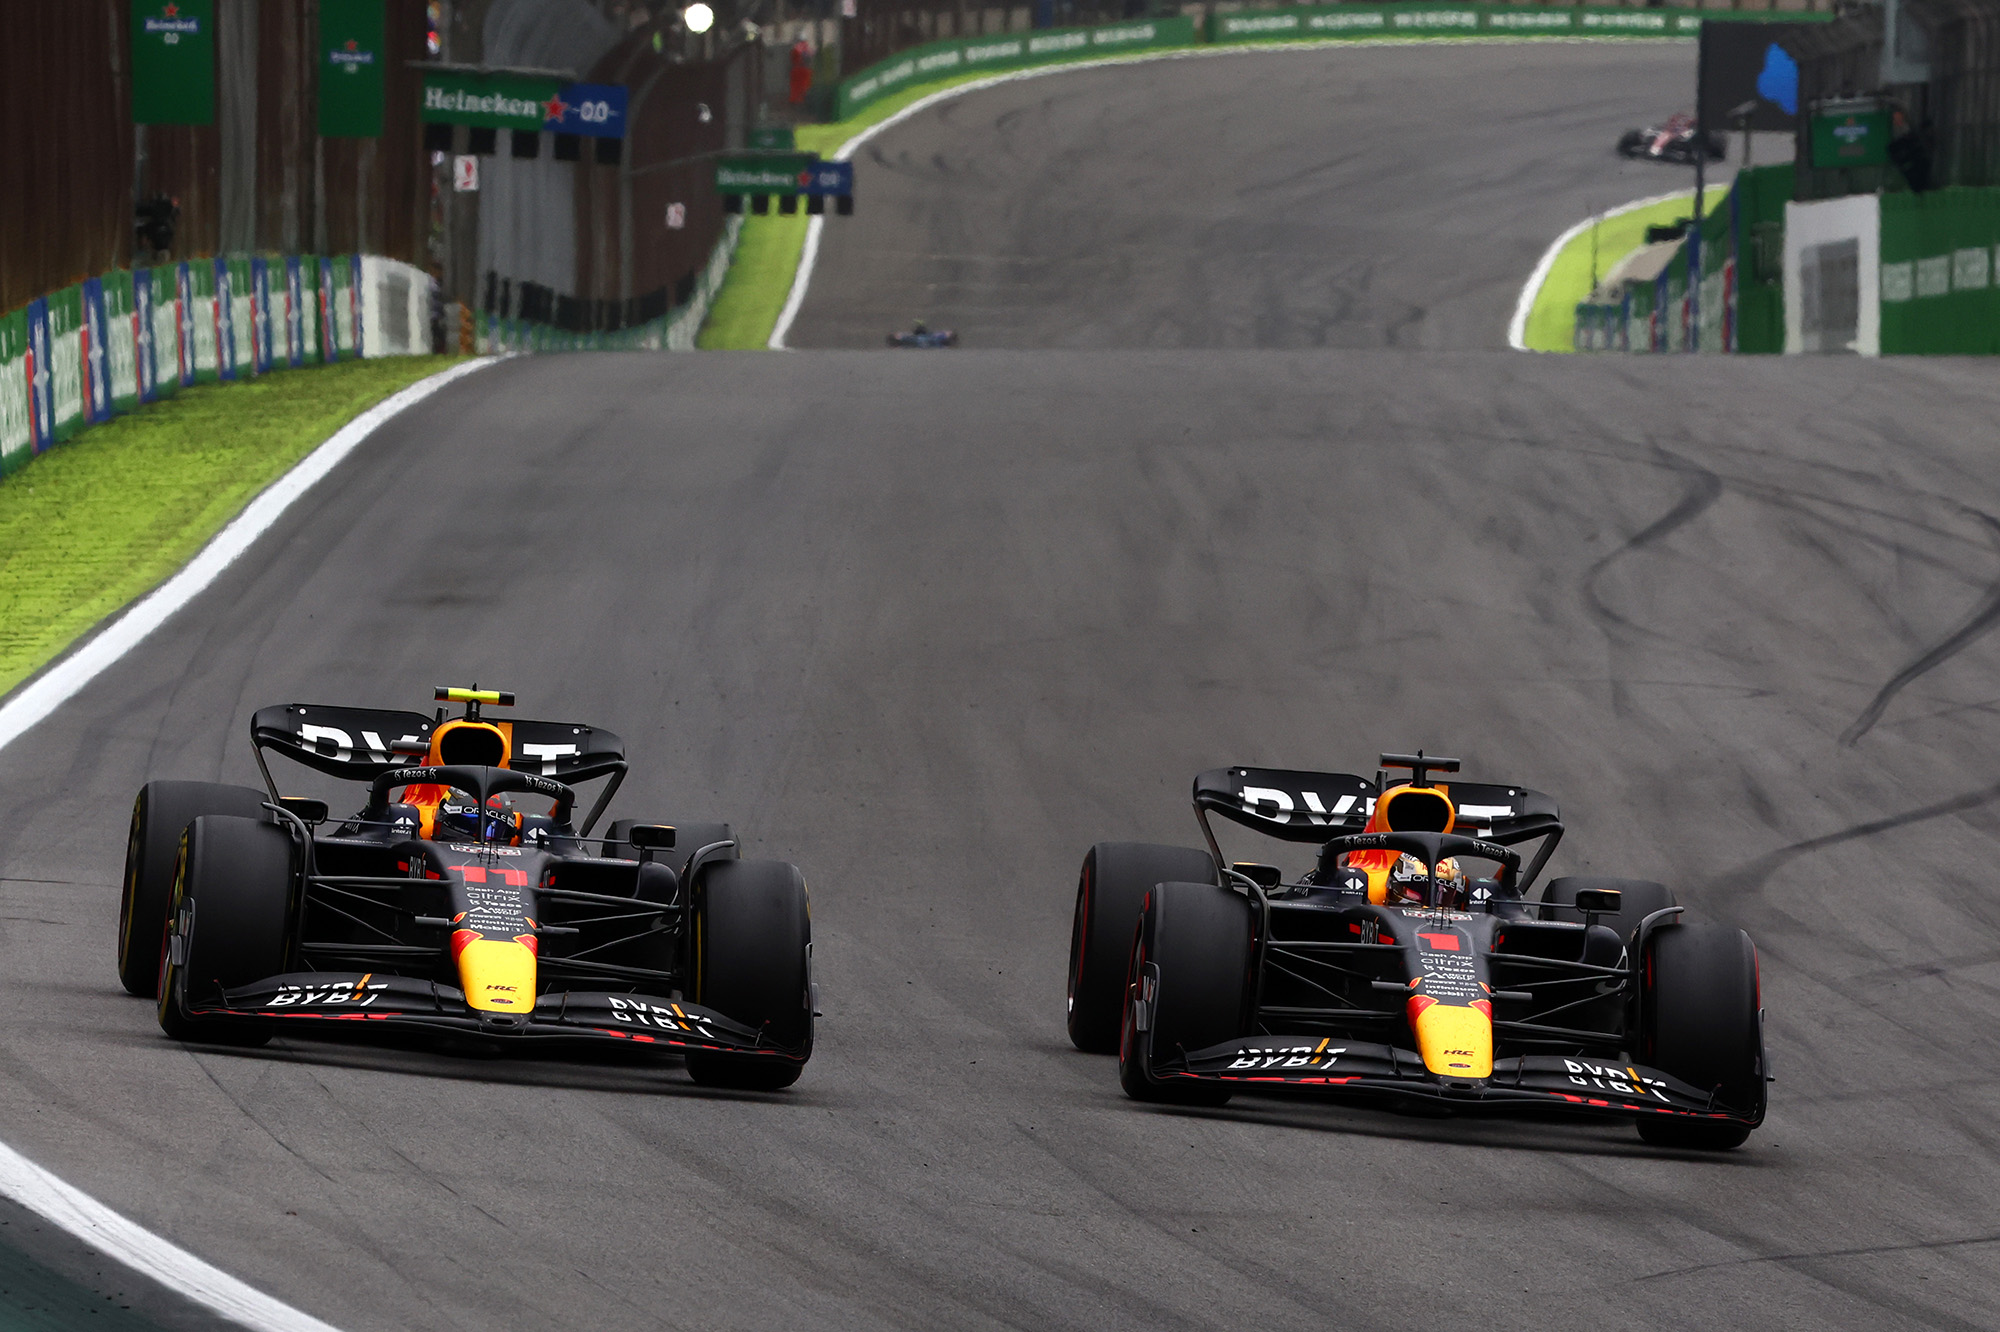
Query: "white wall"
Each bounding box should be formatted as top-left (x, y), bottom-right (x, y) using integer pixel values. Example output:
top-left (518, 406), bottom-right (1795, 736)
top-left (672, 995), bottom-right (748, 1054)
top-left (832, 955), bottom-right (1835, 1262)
top-left (1784, 194), bottom-right (1881, 356)
top-left (359, 256), bottom-right (433, 357)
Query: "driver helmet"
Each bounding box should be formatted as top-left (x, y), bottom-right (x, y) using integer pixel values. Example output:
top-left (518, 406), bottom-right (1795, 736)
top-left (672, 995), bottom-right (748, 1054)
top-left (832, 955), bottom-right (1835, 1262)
top-left (1386, 853), bottom-right (1467, 907)
top-left (911, 320), bottom-right (928, 335)
top-left (434, 794), bottom-right (519, 843)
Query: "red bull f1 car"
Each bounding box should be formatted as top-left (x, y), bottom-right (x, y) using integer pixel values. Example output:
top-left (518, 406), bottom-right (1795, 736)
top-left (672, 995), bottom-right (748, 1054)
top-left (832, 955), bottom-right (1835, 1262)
top-left (1067, 753), bottom-right (1767, 1149)
top-left (117, 687), bottom-right (813, 1090)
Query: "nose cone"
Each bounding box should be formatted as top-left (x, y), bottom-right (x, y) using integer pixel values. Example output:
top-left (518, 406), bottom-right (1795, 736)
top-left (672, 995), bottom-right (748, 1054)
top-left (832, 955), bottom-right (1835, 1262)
top-left (453, 930), bottom-right (537, 1013)
top-left (1408, 995), bottom-right (1494, 1079)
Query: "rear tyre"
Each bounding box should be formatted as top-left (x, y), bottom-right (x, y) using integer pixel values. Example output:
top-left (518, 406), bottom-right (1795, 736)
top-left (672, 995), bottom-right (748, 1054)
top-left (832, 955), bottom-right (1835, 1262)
top-left (1541, 875), bottom-right (1676, 946)
top-left (1616, 130), bottom-right (1645, 158)
top-left (685, 859), bottom-right (812, 1091)
top-left (1118, 881), bottom-right (1253, 1107)
top-left (157, 815), bottom-right (298, 1045)
top-left (119, 780), bottom-right (269, 997)
top-left (1068, 842), bottom-right (1217, 1053)
top-left (1635, 922), bottom-right (1762, 1150)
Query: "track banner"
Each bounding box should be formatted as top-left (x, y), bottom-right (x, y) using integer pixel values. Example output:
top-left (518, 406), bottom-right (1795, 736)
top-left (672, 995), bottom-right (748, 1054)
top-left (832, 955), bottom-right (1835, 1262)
top-left (130, 0), bottom-right (216, 125)
top-left (319, 0), bottom-right (387, 138)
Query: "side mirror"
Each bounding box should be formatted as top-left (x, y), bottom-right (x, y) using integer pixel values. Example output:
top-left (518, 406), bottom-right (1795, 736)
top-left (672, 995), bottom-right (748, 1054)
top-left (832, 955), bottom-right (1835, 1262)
top-left (1232, 862), bottom-right (1283, 889)
top-left (278, 796), bottom-right (328, 824)
top-left (629, 824), bottom-right (677, 851)
top-left (1574, 888), bottom-right (1622, 915)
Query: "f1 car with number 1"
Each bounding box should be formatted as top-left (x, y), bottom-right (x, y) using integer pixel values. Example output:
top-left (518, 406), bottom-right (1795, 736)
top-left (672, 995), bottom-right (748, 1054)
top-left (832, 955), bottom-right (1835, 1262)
top-left (117, 687), bottom-right (813, 1089)
top-left (1067, 753), bottom-right (1768, 1149)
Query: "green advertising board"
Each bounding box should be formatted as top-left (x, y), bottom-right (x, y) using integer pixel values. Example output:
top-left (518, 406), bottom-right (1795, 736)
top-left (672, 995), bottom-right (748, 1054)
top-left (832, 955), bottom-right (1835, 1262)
top-left (1810, 108), bottom-right (1891, 169)
top-left (750, 126), bottom-right (796, 150)
top-left (837, 15), bottom-right (1197, 119)
top-left (320, 0), bottom-right (386, 137)
top-left (421, 71), bottom-right (562, 130)
top-left (130, 0), bottom-right (215, 125)
top-left (716, 154), bottom-right (815, 194)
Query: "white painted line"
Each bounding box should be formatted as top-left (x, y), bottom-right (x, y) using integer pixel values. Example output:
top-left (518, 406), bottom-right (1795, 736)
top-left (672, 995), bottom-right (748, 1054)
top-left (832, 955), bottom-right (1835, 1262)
top-left (770, 35), bottom-right (1684, 349)
top-left (1506, 190), bottom-right (1692, 352)
top-left (0, 1137), bottom-right (341, 1331)
top-left (0, 357), bottom-right (497, 758)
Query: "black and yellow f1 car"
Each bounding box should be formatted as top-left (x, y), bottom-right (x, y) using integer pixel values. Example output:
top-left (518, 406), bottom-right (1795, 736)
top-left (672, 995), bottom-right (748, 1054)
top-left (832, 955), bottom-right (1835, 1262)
top-left (1067, 753), bottom-right (1767, 1149)
top-left (117, 687), bottom-right (813, 1089)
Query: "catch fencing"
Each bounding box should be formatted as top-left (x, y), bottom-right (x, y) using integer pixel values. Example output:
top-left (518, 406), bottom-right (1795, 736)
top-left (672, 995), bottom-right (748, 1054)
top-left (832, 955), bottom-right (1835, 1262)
top-left (0, 254), bottom-right (432, 480)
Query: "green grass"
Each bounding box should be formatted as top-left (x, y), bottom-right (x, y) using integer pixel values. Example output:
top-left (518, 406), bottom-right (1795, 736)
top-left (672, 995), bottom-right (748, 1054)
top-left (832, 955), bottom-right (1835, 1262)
top-left (1521, 190), bottom-right (1727, 353)
top-left (0, 355), bottom-right (461, 695)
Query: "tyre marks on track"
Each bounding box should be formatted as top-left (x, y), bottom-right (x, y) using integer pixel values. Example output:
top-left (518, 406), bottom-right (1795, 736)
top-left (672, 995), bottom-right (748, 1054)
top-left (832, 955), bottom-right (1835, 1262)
top-left (1840, 509), bottom-right (2000, 747)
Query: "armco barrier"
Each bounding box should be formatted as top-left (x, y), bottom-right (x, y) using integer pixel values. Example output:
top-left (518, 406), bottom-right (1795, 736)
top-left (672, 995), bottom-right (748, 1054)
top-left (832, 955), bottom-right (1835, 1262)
top-left (477, 217), bottom-right (742, 355)
top-left (837, 16), bottom-right (1198, 119)
top-left (0, 254), bottom-right (435, 481)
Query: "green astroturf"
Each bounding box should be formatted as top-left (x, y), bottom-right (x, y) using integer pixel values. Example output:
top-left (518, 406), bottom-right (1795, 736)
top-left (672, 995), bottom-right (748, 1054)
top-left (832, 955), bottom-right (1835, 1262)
top-left (1522, 189), bottom-right (1727, 353)
top-left (0, 356), bottom-right (462, 697)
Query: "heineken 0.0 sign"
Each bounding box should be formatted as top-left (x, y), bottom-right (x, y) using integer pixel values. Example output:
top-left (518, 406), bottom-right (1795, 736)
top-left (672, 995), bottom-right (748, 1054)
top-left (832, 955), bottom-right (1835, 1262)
top-left (1811, 108), bottom-right (1890, 168)
top-left (131, 0), bottom-right (215, 125)
top-left (421, 71), bottom-right (563, 131)
top-left (319, 0), bottom-right (386, 138)
top-left (715, 154), bottom-right (815, 194)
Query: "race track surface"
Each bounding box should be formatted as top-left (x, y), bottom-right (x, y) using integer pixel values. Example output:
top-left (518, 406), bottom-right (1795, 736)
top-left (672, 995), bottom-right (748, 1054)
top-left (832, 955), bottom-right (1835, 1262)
top-left (6, 42), bottom-right (2000, 1332)
top-left (792, 42), bottom-right (1726, 349)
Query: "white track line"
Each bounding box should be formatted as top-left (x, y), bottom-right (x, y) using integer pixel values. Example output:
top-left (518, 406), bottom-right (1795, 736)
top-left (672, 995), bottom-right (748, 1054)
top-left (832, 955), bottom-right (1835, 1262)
top-left (0, 1141), bottom-right (341, 1332)
top-left (0, 356), bottom-right (496, 756)
top-left (769, 36), bottom-right (1687, 349)
top-left (0, 355), bottom-right (496, 1325)
top-left (1506, 190), bottom-right (1692, 352)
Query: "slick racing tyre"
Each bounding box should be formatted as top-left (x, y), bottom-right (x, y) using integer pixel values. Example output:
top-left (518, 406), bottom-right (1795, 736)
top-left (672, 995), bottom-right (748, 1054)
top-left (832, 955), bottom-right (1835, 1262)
top-left (601, 818), bottom-right (736, 885)
top-left (1069, 842), bottom-right (1218, 1054)
top-left (157, 815), bottom-right (299, 1045)
top-left (1118, 881), bottom-right (1252, 1107)
top-left (1635, 922), bottom-right (1763, 1150)
top-left (1616, 129), bottom-right (1646, 157)
top-left (119, 780), bottom-right (269, 997)
top-left (685, 860), bottom-right (812, 1091)
top-left (1540, 876), bottom-right (1676, 946)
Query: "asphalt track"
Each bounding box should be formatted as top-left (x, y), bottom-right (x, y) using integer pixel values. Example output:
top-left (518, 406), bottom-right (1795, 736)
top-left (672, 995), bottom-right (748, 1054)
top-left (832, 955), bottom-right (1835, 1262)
top-left (791, 42), bottom-right (1761, 349)
top-left (4, 41), bottom-right (2000, 1332)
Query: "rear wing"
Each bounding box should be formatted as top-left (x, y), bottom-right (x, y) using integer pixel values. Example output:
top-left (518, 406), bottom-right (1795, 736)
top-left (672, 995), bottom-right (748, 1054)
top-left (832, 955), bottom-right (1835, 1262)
top-left (1193, 766), bottom-right (1563, 885)
top-left (250, 705), bottom-right (626, 784)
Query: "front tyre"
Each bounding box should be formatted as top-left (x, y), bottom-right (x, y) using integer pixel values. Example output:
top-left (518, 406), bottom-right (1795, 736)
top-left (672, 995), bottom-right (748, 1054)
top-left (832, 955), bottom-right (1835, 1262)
top-left (1117, 881), bottom-right (1253, 1107)
top-left (1068, 842), bottom-right (1217, 1053)
top-left (685, 859), bottom-right (812, 1091)
top-left (158, 815), bottom-right (298, 1045)
top-left (119, 780), bottom-right (268, 997)
top-left (1635, 922), bottom-right (1763, 1150)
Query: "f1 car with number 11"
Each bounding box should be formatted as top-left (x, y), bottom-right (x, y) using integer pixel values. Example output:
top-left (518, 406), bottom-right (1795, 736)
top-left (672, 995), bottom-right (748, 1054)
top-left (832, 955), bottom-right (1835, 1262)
top-left (117, 687), bottom-right (813, 1089)
top-left (1067, 753), bottom-right (1768, 1149)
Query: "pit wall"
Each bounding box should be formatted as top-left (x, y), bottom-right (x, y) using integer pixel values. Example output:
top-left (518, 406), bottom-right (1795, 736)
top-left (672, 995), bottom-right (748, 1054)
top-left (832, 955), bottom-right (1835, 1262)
top-left (1575, 179), bottom-right (2000, 356)
top-left (0, 255), bottom-right (433, 481)
top-left (835, 6), bottom-right (1823, 120)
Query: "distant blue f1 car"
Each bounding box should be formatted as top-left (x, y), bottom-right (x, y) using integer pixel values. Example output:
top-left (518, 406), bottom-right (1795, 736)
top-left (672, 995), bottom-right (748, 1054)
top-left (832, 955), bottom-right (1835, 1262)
top-left (888, 323), bottom-right (957, 348)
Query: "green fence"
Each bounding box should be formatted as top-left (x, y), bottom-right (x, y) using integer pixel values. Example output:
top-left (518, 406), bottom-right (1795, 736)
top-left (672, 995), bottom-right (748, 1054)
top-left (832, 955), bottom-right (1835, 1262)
top-left (837, 16), bottom-right (1198, 118)
top-left (0, 255), bottom-right (367, 480)
top-left (1208, 2), bottom-right (1718, 42)
top-left (1879, 187), bottom-right (2000, 355)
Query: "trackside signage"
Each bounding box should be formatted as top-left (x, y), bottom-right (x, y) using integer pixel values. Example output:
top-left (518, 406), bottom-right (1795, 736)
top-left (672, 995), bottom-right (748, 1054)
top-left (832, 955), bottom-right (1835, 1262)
top-left (1207, 4), bottom-right (1727, 41)
top-left (837, 16), bottom-right (1196, 118)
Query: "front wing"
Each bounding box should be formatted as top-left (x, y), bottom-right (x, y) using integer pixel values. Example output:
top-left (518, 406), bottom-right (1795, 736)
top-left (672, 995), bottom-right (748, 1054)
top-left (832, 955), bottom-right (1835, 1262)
top-left (1158, 1037), bottom-right (1761, 1126)
top-left (184, 972), bottom-right (805, 1062)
